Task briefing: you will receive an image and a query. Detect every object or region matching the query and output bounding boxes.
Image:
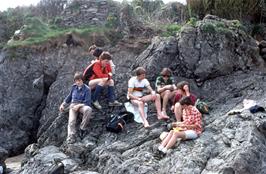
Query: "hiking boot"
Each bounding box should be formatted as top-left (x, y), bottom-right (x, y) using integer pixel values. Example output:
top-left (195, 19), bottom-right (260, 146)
top-left (108, 100), bottom-right (122, 107)
top-left (92, 100), bottom-right (102, 110)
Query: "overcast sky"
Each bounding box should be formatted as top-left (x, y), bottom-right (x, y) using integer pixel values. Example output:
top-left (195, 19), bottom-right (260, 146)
top-left (0, 0), bottom-right (187, 12)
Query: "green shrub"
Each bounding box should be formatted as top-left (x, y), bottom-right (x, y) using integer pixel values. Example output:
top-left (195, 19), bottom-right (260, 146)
top-left (187, 17), bottom-right (197, 27)
top-left (161, 24), bottom-right (181, 37)
top-left (105, 14), bottom-right (119, 29)
top-left (202, 23), bottom-right (216, 33)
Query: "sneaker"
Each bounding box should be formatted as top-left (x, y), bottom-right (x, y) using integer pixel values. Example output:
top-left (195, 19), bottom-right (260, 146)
top-left (92, 100), bottom-right (102, 110)
top-left (161, 147), bottom-right (168, 154)
top-left (108, 100), bottom-right (122, 106)
top-left (158, 145), bottom-right (164, 151)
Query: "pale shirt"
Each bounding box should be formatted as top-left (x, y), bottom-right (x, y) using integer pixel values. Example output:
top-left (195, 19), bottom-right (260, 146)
top-left (127, 76), bottom-right (150, 98)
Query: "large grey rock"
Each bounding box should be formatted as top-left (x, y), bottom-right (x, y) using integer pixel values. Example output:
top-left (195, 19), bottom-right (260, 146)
top-left (134, 15), bottom-right (265, 82)
top-left (0, 47), bottom-right (92, 155)
top-left (1, 15), bottom-right (266, 174)
top-left (19, 145), bottom-right (79, 174)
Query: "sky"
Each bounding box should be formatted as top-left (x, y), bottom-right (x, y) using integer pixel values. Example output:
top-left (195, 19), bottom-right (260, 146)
top-left (0, 0), bottom-right (187, 12)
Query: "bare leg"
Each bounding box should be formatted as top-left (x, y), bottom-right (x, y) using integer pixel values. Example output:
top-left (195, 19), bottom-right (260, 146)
top-left (131, 99), bottom-right (150, 128)
top-left (161, 130), bottom-right (173, 147)
top-left (174, 102), bottom-right (182, 122)
top-left (165, 131), bottom-right (186, 149)
top-left (161, 90), bottom-right (171, 116)
top-left (142, 94), bottom-right (169, 120)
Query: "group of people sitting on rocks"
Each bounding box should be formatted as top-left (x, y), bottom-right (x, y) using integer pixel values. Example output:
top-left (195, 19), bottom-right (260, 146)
top-left (59, 45), bottom-right (203, 154)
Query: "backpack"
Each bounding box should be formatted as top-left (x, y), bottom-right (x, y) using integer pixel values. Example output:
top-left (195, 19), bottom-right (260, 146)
top-left (83, 63), bottom-right (95, 82)
top-left (106, 111), bottom-right (134, 133)
top-left (195, 99), bottom-right (209, 114)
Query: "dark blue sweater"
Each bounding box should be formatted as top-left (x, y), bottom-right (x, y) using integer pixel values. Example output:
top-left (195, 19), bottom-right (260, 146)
top-left (64, 84), bottom-right (91, 106)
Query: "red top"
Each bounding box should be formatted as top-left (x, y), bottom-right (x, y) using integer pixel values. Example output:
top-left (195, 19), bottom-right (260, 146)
top-left (174, 93), bottom-right (197, 105)
top-left (90, 61), bottom-right (112, 80)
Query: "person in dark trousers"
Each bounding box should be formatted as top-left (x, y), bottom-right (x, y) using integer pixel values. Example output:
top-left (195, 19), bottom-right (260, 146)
top-left (59, 72), bottom-right (92, 144)
top-left (88, 51), bottom-right (122, 109)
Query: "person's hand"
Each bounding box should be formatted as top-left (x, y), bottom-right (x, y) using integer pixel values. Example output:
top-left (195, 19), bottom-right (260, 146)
top-left (173, 122), bottom-right (183, 127)
top-left (164, 85), bottom-right (172, 90)
top-left (151, 91), bottom-right (157, 100)
top-left (137, 97), bottom-right (143, 102)
top-left (59, 104), bottom-right (65, 112)
top-left (171, 105), bottom-right (174, 111)
top-left (72, 104), bottom-right (83, 112)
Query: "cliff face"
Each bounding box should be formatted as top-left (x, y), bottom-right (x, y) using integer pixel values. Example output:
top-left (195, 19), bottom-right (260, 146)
top-left (1, 15), bottom-right (266, 174)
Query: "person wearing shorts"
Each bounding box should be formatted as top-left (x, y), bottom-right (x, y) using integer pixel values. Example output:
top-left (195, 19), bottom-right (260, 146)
top-left (158, 96), bottom-right (202, 153)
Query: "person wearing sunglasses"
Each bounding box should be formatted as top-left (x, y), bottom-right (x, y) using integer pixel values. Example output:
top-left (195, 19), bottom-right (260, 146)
top-left (155, 68), bottom-right (176, 118)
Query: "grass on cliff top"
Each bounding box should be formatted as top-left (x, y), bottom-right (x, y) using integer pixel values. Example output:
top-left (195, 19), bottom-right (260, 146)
top-left (160, 24), bottom-right (182, 37)
top-left (6, 17), bottom-right (105, 47)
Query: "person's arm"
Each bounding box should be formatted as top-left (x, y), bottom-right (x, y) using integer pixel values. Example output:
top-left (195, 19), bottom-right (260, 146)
top-left (60, 86), bottom-right (73, 111)
top-left (109, 60), bottom-right (116, 74)
top-left (155, 77), bottom-right (164, 93)
top-left (147, 85), bottom-right (156, 95)
top-left (157, 85), bottom-right (165, 93)
top-left (128, 88), bottom-right (142, 101)
top-left (93, 63), bottom-right (109, 78)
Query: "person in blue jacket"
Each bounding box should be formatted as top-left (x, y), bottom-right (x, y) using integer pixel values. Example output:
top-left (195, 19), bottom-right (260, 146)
top-left (59, 72), bottom-right (92, 144)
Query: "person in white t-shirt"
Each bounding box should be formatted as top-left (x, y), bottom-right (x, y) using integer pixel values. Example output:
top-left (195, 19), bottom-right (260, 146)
top-left (127, 67), bottom-right (169, 128)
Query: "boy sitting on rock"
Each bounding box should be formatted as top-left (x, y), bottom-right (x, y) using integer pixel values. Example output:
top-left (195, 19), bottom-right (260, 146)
top-left (59, 72), bottom-right (92, 144)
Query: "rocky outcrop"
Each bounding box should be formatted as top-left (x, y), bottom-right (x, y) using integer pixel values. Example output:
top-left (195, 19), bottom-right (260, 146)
top-left (154, 2), bottom-right (187, 23)
top-left (58, 0), bottom-right (120, 27)
top-left (259, 40), bottom-right (266, 61)
top-left (1, 15), bottom-right (266, 173)
top-left (134, 15), bottom-right (265, 83)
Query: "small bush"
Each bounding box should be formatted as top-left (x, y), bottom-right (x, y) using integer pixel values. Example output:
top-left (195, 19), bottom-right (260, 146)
top-left (187, 17), bottom-right (197, 27)
top-left (161, 24), bottom-right (181, 37)
top-left (202, 23), bottom-right (216, 33)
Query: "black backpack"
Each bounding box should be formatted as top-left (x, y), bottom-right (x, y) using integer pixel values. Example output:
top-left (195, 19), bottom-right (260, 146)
top-left (106, 111), bottom-right (134, 133)
top-left (82, 63), bottom-right (95, 82)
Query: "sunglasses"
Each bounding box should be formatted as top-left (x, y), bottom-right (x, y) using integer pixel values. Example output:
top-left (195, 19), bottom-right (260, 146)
top-left (163, 75), bottom-right (170, 77)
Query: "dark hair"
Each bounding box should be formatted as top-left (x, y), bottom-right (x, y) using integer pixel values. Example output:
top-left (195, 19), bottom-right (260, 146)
top-left (88, 44), bottom-right (97, 52)
top-left (99, 51), bottom-right (112, 60)
top-left (160, 68), bottom-right (172, 76)
top-left (74, 72), bottom-right (83, 81)
top-left (135, 67), bottom-right (146, 76)
top-left (179, 96), bottom-right (193, 106)
top-left (176, 81), bottom-right (189, 90)
top-left (93, 48), bottom-right (103, 57)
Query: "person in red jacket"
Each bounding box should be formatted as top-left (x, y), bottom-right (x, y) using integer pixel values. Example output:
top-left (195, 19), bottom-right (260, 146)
top-left (171, 81), bottom-right (197, 121)
top-left (88, 51), bottom-right (122, 109)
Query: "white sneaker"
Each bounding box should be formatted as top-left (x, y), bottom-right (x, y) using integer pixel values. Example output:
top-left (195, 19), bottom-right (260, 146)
top-left (158, 145), bottom-right (164, 151)
top-left (161, 147), bottom-right (168, 154)
top-left (92, 100), bottom-right (102, 110)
